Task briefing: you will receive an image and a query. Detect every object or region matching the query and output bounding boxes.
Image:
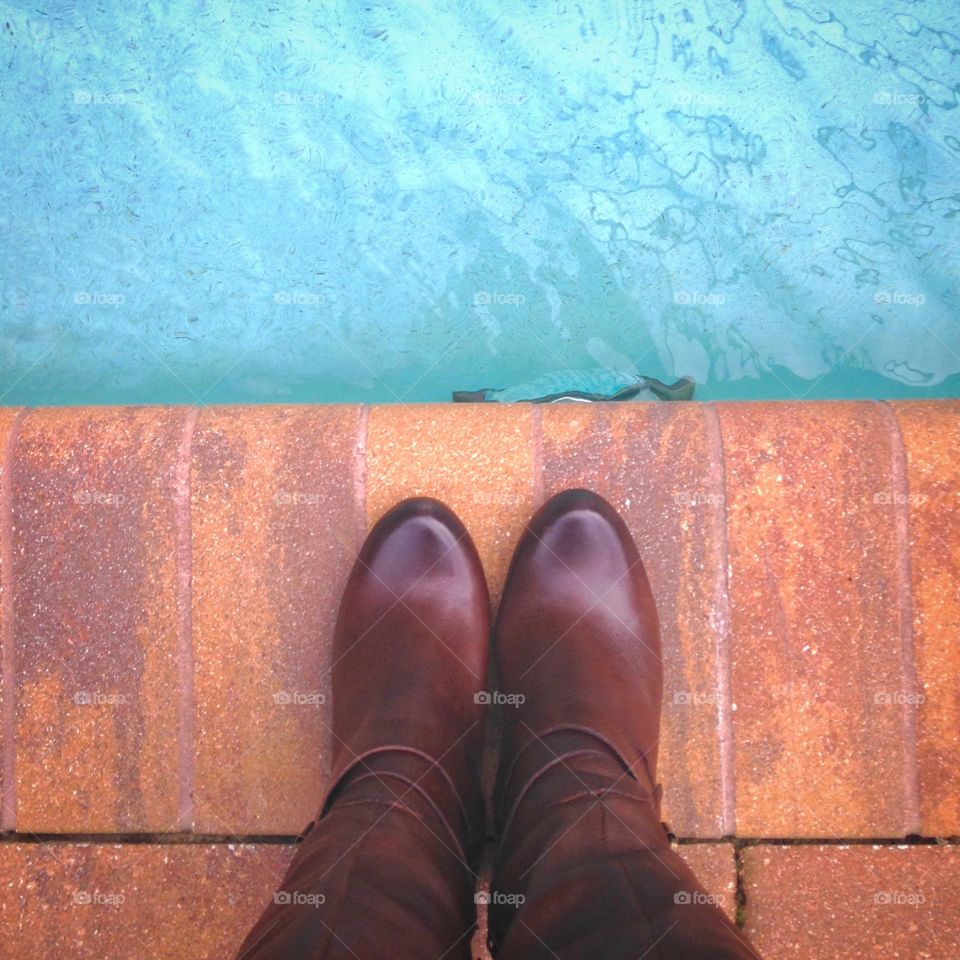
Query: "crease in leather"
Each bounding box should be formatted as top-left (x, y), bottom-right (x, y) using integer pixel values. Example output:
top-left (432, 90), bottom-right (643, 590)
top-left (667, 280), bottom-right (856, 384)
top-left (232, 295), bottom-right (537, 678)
top-left (497, 724), bottom-right (663, 841)
top-left (322, 744), bottom-right (473, 840)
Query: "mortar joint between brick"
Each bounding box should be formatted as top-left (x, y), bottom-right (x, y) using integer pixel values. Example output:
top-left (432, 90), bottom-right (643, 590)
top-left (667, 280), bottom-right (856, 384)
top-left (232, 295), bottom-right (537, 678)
top-left (878, 401), bottom-right (922, 836)
top-left (336, 404), bottom-right (371, 783)
top-left (176, 408), bottom-right (199, 832)
top-left (704, 403), bottom-right (736, 837)
top-left (531, 404), bottom-right (544, 506)
top-left (0, 409), bottom-right (25, 832)
top-left (354, 406), bottom-right (370, 552)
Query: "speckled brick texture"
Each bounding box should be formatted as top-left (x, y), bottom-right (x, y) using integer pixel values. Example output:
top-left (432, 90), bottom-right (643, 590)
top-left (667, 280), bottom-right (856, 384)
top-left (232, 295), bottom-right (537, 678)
top-left (0, 842), bottom-right (292, 960)
top-left (539, 403), bottom-right (730, 837)
top-left (365, 404), bottom-right (535, 601)
top-left (891, 400), bottom-right (960, 837)
top-left (741, 844), bottom-right (960, 959)
top-left (0, 399), bottom-right (958, 950)
top-left (0, 402), bottom-right (960, 852)
top-left (13, 408), bottom-right (185, 833)
top-left (191, 406), bottom-right (361, 834)
top-left (717, 402), bottom-right (907, 838)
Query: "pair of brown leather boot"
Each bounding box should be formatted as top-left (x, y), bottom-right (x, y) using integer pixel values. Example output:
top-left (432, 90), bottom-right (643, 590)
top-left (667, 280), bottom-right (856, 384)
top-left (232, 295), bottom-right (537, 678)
top-left (235, 490), bottom-right (761, 959)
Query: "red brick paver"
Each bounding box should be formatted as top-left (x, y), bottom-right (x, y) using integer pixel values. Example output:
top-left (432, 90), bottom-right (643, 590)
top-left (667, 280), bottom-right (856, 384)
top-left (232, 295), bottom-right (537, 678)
top-left (891, 400), bottom-right (960, 837)
top-left (0, 842), bottom-right (291, 960)
top-left (13, 408), bottom-right (185, 833)
top-left (191, 406), bottom-right (361, 834)
top-left (741, 843), bottom-right (960, 959)
top-left (718, 402), bottom-right (908, 837)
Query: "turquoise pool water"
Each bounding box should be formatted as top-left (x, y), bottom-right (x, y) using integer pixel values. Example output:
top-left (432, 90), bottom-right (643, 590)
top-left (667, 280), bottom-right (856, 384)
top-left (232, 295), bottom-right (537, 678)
top-left (1, 1), bottom-right (959, 405)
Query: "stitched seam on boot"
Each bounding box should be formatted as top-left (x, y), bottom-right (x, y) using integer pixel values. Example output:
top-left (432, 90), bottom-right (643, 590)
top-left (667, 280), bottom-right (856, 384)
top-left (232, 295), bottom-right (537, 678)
top-left (334, 797), bottom-right (471, 867)
top-left (498, 724), bottom-right (636, 804)
top-left (331, 769), bottom-right (468, 862)
top-left (499, 748), bottom-right (618, 842)
top-left (324, 745), bottom-right (470, 826)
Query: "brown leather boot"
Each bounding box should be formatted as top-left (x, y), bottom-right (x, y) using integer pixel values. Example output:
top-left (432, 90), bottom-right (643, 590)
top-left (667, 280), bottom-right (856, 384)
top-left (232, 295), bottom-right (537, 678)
top-left (235, 497), bottom-right (489, 960)
top-left (490, 489), bottom-right (761, 959)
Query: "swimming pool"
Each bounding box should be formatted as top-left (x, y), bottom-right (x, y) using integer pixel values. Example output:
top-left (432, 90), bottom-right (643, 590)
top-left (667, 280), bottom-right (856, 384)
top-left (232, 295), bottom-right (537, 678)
top-left (2, 1), bottom-right (958, 405)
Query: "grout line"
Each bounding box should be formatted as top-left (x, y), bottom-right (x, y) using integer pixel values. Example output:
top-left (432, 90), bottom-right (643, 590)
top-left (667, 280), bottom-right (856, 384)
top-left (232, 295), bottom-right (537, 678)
top-left (731, 835), bottom-right (955, 846)
top-left (175, 408), bottom-right (199, 832)
top-left (353, 405), bottom-right (370, 551)
top-left (733, 843), bottom-right (747, 928)
top-left (0, 833), bottom-right (302, 845)
top-left (0, 409), bottom-right (25, 832)
top-left (531, 404), bottom-right (544, 506)
top-left (878, 401), bottom-right (922, 836)
top-left (0, 833), bottom-right (953, 846)
top-left (328, 403), bottom-right (370, 783)
top-left (703, 403), bottom-right (736, 837)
